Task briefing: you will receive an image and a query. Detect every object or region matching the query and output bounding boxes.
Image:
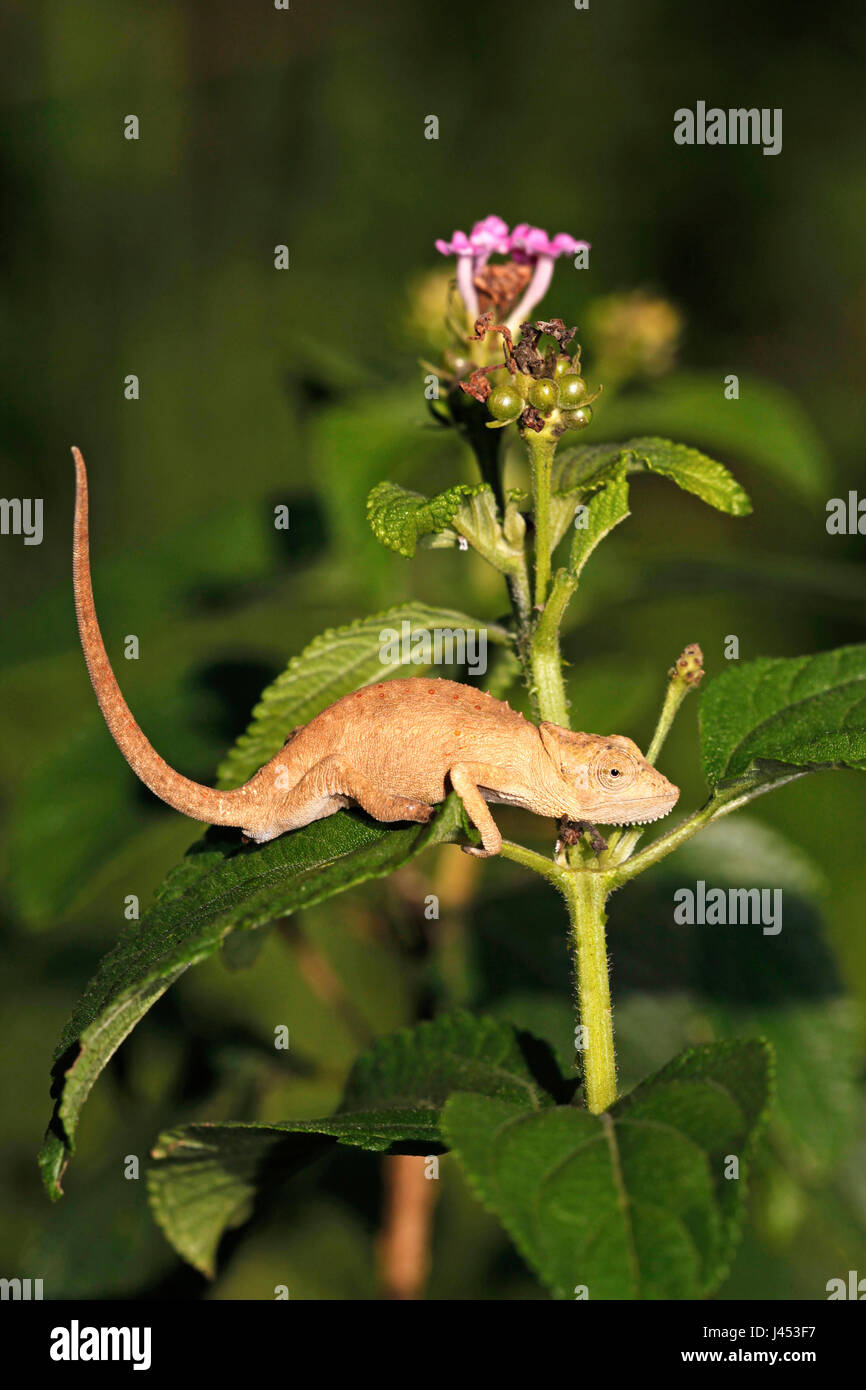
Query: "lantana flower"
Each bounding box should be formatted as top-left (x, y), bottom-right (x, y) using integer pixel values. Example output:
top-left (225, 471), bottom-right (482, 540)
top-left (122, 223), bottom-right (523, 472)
top-left (435, 217), bottom-right (589, 331)
top-left (434, 216), bottom-right (511, 318)
top-left (506, 224), bottom-right (589, 330)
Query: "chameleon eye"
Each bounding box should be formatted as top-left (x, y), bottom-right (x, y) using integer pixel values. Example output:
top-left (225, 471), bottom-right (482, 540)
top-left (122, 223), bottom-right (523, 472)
top-left (595, 748), bottom-right (636, 791)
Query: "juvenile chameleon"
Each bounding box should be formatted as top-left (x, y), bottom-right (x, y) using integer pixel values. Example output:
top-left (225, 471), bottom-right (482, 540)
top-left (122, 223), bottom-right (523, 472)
top-left (72, 447), bottom-right (679, 856)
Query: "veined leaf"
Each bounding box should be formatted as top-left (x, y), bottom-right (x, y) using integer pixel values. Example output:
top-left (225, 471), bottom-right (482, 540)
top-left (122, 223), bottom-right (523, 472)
top-left (635, 437), bottom-right (751, 515)
top-left (218, 604), bottom-right (510, 788)
top-left (568, 470), bottom-right (631, 579)
top-left (443, 1039), bottom-right (773, 1300)
top-left (700, 645), bottom-right (866, 791)
top-left (366, 480), bottom-right (490, 558)
top-left (147, 1012), bottom-right (556, 1276)
top-left (553, 441), bottom-right (632, 501)
top-left (38, 798), bottom-right (467, 1202)
top-left (552, 436), bottom-right (751, 534)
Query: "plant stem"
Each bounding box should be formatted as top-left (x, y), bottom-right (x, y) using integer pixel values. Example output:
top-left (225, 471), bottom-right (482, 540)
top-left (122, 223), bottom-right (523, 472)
top-left (609, 771), bottom-right (810, 888)
top-left (529, 568), bottom-right (575, 727)
top-left (604, 643), bottom-right (704, 865)
top-left (603, 684), bottom-right (686, 863)
top-left (562, 872), bottom-right (617, 1113)
top-left (500, 838), bottom-right (568, 890)
top-left (609, 801), bottom-right (718, 886)
top-left (506, 564), bottom-right (532, 631)
top-left (645, 671), bottom-right (691, 765)
top-left (527, 433), bottom-right (557, 609)
top-left (377, 1154), bottom-right (438, 1299)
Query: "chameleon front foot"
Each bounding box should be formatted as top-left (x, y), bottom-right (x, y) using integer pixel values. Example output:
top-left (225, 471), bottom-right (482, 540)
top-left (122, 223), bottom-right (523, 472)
top-left (557, 817), bottom-right (608, 855)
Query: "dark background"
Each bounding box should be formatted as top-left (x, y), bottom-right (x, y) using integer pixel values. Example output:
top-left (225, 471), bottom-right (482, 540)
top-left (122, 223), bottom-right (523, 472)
top-left (0, 0), bottom-right (864, 1299)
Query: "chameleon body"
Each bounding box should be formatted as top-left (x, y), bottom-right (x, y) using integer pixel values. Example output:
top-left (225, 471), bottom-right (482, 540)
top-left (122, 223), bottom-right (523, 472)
top-left (72, 448), bottom-right (679, 856)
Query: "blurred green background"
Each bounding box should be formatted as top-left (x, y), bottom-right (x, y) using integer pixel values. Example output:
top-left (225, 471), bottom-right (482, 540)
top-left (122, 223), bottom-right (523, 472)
top-left (1, 0), bottom-right (864, 1299)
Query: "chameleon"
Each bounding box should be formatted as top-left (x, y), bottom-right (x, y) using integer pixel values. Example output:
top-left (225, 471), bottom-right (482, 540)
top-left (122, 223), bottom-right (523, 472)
top-left (71, 446), bottom-right (679, 856)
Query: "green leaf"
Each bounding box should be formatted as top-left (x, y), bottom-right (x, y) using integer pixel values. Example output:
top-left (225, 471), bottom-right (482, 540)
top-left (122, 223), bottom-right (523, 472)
top-left (552, 436), bottom-right (751, 529)
top-left (366, 480), bottom-right (489, 558)
top-left (553, 441), bottom-right (631, 498)
top-left (147, 1012), bottom-right (555, 1275)
top-left (218, 604), bottom-right (510, 788)
top-left (338, 1009), bottom-right (555, 1119)
top-left (38, 799), bottom-right (466, 1202)
top-left (443, 1039), bottom-right (773, 1300)
top-left (700, 645), bottom-right (866, 791)
top-left (148, 1126), bottom-right (330, 1278)
top-left (633, 437), bottom-right (752, 515)
top-left (451, 487), bottom-right (527, 575)
top-left (568, 470), bottom-right (631, 579)
top-left (592, 372), bottom-right (829, 501)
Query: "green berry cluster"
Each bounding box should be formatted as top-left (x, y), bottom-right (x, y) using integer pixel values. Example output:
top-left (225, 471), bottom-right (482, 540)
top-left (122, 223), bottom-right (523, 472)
top-left (485, 353), bottom-right (600, 434)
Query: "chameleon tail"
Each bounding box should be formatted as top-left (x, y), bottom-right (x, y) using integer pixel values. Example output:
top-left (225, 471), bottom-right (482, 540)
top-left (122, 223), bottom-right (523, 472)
top-left (71, 447), bottom-right (251, 827)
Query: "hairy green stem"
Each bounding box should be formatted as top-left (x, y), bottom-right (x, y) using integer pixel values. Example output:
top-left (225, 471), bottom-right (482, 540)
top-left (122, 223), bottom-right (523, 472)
top-left (645, 672), bottom-right (690, 765)
top-left (529, 568), bottom-right (576, 726)
top-left (527, 433), bottom-right (557, 609)
top-left (506, 563), bottom-right (533, 631)
top-left (521, 428), bottom-right (619, 1112)
top-left (604, 666), bottom-right (695, 864)
top-left (609, 801), bottom-right (718, 886)
top-left (609, 771), bottom-right (810, 888)
top-left (563, 872), bottom-right (617, 1113)
top-left (500, 839), bottom-right (568, 889)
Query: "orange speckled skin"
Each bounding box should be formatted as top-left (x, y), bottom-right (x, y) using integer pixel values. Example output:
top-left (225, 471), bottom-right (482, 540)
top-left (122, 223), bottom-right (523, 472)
top-left (270, 679), bottom-right (538, 804)
top-left (239, 678), bottom-right (679, 852)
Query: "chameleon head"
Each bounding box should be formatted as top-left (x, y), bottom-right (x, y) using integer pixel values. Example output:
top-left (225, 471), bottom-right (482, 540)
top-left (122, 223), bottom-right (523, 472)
top-left (539, 725), bottom-right (679, 826)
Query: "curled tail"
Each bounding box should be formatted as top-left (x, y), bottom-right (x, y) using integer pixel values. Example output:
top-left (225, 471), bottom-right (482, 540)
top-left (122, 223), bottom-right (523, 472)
top-left (72, 447), bottom-right (251, 827)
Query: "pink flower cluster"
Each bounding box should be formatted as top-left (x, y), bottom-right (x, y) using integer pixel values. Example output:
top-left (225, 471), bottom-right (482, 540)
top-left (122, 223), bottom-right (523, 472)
top-left (435, 216), bottom-right (589, 326)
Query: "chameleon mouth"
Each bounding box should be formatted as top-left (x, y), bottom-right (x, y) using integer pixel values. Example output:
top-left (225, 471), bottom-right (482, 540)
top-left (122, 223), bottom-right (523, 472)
top-left (599, 799), bottom-right (679, 827)
top-left (577, 782), bottom-right (680, 829)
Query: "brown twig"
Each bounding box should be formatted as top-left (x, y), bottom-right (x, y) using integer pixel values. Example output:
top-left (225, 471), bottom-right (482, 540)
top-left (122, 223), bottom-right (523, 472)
top-left (377, 1155), bottom-right (439, 1299)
